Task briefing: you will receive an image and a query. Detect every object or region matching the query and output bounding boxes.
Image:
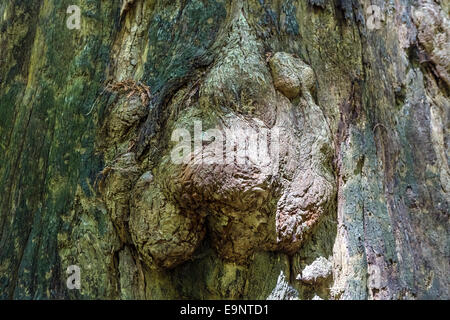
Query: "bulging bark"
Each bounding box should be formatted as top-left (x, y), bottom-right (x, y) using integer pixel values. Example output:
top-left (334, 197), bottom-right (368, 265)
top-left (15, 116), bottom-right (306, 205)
top-left (0, 0), bottom-right (448, 300)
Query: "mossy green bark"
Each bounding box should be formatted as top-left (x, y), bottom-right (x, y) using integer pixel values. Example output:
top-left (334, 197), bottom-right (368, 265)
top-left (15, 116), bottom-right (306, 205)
top-left (0, 0), bottom-right (448, 300)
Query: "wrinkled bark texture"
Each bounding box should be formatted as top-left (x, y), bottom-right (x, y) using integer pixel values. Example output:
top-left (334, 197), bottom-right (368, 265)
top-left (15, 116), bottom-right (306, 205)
top-left (0, 0), bottom-right (448, 299)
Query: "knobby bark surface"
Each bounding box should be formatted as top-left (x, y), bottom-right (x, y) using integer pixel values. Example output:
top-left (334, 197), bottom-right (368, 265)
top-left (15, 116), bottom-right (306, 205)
top-left (0, 0), bottom-right (448, 299)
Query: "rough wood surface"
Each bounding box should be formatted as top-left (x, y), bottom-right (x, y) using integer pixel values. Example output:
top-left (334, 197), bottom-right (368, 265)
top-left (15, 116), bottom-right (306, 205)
top-left (0, 0), bottom-right (448, 299)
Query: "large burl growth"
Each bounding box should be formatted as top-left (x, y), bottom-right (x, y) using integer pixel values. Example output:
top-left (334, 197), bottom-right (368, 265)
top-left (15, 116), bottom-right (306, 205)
top-left (127, 49), bottom-right (335, 267)
top-left (0, 0), bottom-right (448, 300)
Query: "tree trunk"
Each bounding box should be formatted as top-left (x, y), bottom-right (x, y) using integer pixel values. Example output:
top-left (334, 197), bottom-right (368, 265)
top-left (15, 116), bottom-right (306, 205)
top-left (0, 0), bottom-right (448, 300)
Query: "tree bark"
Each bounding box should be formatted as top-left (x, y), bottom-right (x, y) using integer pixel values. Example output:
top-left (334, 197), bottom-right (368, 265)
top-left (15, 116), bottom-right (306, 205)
top-left (0, 0), bottom-right (448, 299)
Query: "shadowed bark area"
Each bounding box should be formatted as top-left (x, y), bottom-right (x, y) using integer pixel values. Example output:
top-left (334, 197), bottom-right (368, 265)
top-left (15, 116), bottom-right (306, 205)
top-left (0, 0), bottom-right (448, 300)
